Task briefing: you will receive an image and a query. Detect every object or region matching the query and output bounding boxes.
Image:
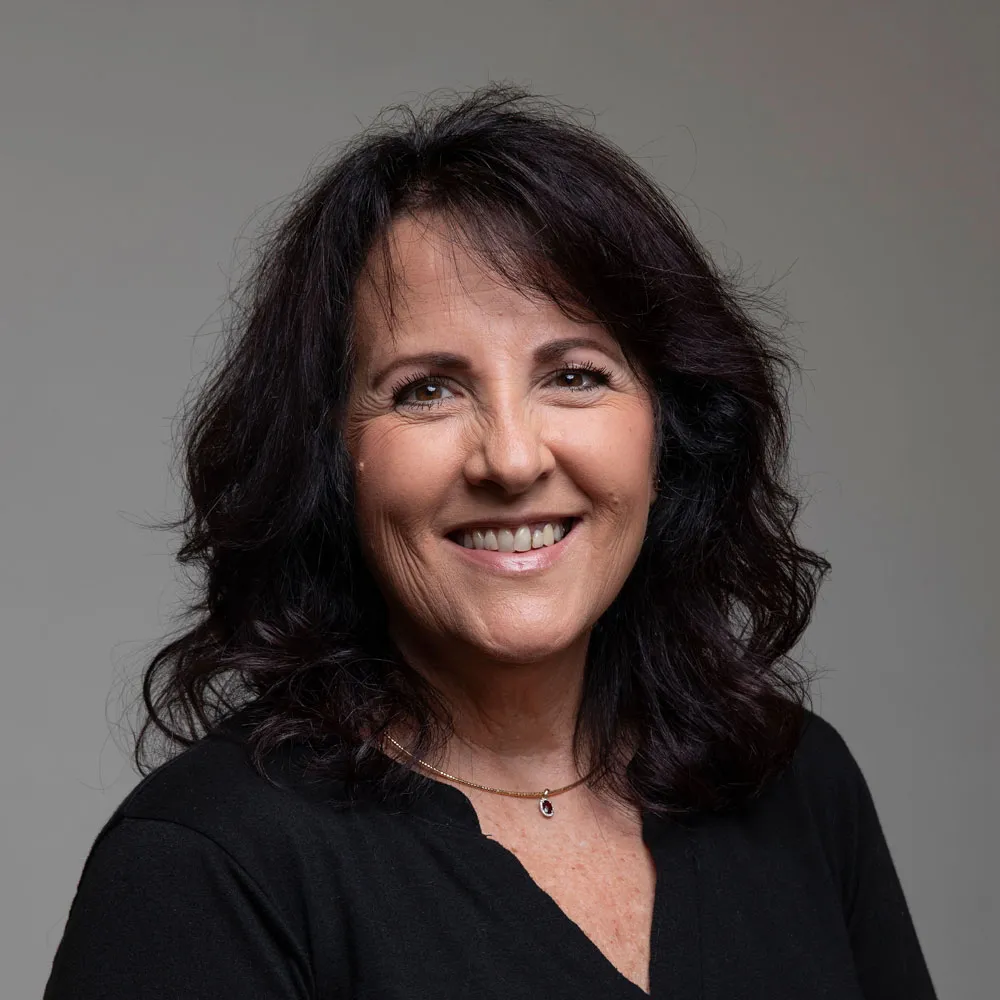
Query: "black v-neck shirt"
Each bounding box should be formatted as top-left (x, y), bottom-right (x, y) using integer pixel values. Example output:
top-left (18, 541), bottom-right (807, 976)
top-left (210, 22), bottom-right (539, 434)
top-left (44, 708), bottom-right (937, 999)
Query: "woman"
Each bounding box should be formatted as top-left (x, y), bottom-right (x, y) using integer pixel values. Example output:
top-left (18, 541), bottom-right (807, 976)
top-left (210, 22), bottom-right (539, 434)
top-left (44, 85), bottom-right (937, 998)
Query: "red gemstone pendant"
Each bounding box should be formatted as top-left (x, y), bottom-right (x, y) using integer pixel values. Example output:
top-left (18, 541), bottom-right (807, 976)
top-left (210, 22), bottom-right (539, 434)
top-left (539, 794), bottom-right (554, 818)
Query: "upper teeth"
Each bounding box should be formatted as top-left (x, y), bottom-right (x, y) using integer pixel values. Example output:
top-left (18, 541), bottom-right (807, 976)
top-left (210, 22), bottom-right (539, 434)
top-left (458, 520), bottom-right (571, 552)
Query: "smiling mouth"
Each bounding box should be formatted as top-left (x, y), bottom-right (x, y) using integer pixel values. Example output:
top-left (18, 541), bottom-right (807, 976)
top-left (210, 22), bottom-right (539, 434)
top-left (447, 518), bottom-right (579, 552)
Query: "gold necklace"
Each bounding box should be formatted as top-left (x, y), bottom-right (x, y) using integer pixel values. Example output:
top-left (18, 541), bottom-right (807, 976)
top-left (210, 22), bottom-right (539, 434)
top-left (383, 734), bottom-right (591, 818)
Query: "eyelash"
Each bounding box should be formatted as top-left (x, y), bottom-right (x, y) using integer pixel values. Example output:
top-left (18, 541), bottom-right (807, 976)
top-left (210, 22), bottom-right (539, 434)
top-left (390, 361), bottom-right (617, 408)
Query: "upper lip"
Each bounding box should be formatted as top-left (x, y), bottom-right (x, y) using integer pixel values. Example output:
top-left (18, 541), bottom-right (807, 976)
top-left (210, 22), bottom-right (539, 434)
top-left (445, 514), bottom-right (581, 535)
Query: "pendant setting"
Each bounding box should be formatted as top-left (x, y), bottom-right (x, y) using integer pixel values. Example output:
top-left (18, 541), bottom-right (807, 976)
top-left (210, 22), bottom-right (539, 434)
top-left (539, 791), bottom-right (554, 818)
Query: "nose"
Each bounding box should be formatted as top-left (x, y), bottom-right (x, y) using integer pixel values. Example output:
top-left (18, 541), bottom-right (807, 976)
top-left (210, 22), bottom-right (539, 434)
top-left (462, 398), bottom-right (555, 496)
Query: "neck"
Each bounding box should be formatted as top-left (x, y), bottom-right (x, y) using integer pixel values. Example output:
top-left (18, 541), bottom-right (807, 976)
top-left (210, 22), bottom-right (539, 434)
top-left (387, 621), bottom-right (591, 791)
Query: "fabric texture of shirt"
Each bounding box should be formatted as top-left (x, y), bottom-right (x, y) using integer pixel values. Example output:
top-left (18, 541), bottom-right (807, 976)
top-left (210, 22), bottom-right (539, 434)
top-left (44, 706), bottom-right (937, 999)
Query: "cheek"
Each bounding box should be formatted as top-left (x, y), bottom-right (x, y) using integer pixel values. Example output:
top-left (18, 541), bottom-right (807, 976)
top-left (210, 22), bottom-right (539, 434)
top-left (350, 419), bottom-right (461, 537)
top-left (562, 404), bottom-right (656, 519)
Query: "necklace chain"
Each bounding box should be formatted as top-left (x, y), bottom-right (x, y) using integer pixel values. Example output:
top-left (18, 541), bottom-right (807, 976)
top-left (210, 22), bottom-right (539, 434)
top-left (383, 734), bottom-right (592, 799)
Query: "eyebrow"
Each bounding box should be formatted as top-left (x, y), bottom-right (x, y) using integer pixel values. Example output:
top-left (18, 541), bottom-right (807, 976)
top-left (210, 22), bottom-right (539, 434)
top-left (370, 336), bottom-right (622, 389)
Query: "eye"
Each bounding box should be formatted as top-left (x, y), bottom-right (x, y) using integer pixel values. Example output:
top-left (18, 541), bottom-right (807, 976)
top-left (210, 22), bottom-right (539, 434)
top-left (391, 376), bottom-right (456, 408)
top-left (550, 363), bottom-right (614, 391)
top-left (389, 362), bottom-right (616, 408)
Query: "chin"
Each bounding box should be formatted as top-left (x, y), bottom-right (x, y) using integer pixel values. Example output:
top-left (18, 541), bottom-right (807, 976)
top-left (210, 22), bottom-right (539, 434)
top-left (467, 617), bottom-right (586, 664)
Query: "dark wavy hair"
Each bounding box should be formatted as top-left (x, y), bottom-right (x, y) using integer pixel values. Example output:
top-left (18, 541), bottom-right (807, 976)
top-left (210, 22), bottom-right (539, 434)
top-left (135, 83), bottom-right (830, 817)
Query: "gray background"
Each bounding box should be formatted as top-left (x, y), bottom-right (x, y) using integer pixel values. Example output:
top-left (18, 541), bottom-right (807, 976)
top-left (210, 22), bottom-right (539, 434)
top-left (2, 1), bottom-right (996, 997)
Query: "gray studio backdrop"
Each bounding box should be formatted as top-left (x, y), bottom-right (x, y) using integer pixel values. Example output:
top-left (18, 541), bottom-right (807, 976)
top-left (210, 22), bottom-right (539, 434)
top-left (1, 1), bottom-right (996, 997)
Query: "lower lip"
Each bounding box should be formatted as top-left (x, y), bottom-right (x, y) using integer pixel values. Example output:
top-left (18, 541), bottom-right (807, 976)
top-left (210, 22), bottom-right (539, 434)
top-left (446, 523), bottom-right (580, 574)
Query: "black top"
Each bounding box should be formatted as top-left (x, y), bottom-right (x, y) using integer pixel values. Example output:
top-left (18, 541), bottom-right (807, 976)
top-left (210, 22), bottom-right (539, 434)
top-left (44, 708), bottom-right (937, 999)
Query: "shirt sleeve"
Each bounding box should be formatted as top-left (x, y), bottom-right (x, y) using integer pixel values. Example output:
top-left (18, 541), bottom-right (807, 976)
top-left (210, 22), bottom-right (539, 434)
top-left (43, 816), bottom-right (314, 999)
top-left (835, 738), bottom-right (938, 999)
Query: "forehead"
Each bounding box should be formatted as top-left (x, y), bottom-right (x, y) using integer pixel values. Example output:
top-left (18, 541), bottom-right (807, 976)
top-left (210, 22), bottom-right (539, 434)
top-left (352, 214), bottom-right (612, 361)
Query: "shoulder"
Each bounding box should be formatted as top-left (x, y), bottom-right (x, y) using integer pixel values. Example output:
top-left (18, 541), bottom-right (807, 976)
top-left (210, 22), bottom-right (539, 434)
top-left (680, 708), bottom-right (887, 912)
top-left (92, 709), bottom-right (362, 901)
top-left (787, 706), bottom-right (873, 815)
top-left (118, 710), bottom-right (321, 833)
top-left (767, 707), bottom-right (882, 879)
top-left (50, 714), bottom-right (357, 997)
top-left (791, 707), bottom-right (866, 789)
top-left (697, 706), bottom-right (874, 837)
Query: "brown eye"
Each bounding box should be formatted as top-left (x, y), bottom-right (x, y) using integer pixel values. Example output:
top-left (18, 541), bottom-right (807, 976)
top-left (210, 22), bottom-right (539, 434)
top-left (553, 367), bottom-right (609, 390)
top-left (413, 382), bottom-right (444, 401)
top-left (393, 378), bottom-right (456, 408)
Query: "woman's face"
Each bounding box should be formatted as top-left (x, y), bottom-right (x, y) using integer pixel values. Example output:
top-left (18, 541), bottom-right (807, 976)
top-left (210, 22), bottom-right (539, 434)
top-left (345, 215), bottom-right (657, 665)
